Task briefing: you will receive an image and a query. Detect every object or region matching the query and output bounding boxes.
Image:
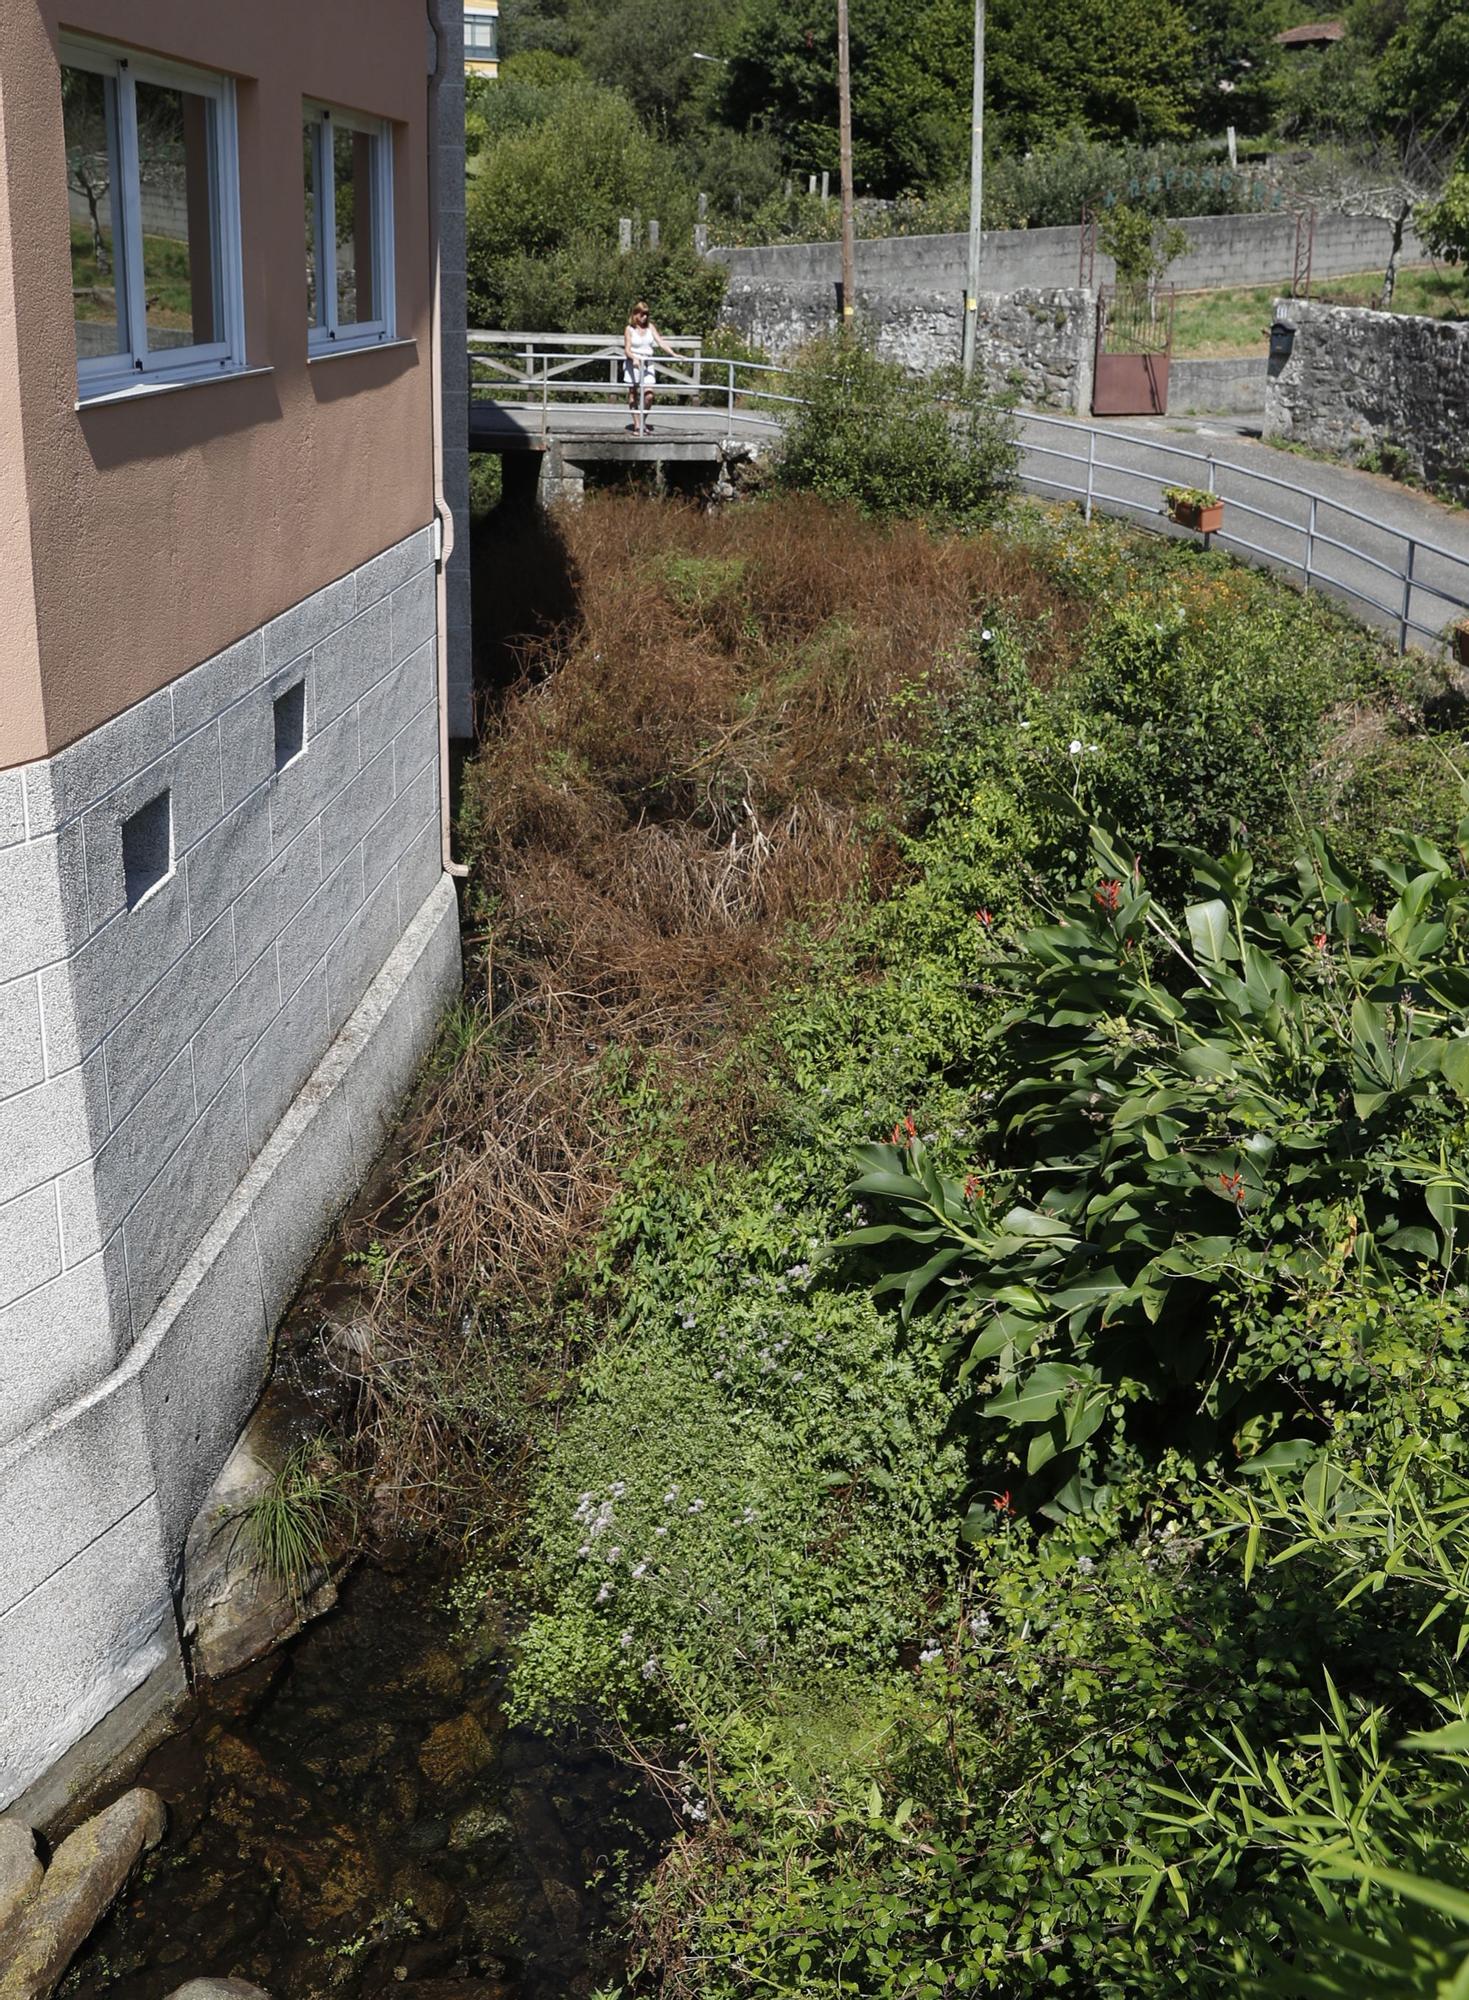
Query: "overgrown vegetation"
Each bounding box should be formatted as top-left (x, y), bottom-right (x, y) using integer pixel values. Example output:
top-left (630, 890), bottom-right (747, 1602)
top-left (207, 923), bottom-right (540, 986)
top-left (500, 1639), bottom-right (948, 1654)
top-left (329, 467), bottom-right (1469, 1992)
top-left (772, 336), bottom-right (1017, 522)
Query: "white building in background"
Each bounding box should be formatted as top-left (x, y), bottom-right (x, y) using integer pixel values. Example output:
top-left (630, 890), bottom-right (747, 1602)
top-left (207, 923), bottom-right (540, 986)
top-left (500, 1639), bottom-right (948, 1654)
top-left (465, 1), bottom-right (499, 76)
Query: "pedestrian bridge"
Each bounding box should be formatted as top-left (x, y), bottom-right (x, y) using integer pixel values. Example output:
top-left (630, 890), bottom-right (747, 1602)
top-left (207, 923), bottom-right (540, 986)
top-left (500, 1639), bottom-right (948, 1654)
top-left (467, 331), bottom-right (782, 477)
top-left (468, 330), bottom-right (1469, 656)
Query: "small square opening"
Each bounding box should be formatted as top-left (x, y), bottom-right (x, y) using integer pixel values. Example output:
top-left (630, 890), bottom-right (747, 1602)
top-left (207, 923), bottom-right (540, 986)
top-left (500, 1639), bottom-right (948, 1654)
top-left (273, 679), bottom-right (307, 772)
top-left (122, 790), bottom-right (173, 909)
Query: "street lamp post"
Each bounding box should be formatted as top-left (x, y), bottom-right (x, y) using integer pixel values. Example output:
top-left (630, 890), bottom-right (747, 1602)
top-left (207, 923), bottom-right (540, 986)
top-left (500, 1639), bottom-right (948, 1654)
top-left (836, 0), bottom-right (856, 327)
top-left (960, 0), bottom-right (986, 380)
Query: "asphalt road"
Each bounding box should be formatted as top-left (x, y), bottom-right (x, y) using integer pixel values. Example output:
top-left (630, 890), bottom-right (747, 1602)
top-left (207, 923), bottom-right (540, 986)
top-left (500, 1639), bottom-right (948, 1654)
top-left (1015, 410), bottom-right (1469, 653)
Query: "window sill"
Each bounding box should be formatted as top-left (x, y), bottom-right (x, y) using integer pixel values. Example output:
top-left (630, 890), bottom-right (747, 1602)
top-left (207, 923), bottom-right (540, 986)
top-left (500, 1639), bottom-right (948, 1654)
top-left (76, 365), bottom-right (274, 411)
top-left (307, 336), bottom-right (417, 366)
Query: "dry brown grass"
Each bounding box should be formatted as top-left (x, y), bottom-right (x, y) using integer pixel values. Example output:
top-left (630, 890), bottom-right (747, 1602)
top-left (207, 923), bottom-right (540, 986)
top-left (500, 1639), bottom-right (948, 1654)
top-left (334, 493), bottom-right (1088, 1541)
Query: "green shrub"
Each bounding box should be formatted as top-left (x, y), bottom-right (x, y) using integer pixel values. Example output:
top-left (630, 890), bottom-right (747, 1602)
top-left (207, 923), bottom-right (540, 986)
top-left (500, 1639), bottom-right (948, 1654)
top-left (510, 1249), bottom-right (963, 1733)
top-left (843, 818), bottom-right (1469, 1516)
top-left (773, 334), bottom-right (1017, 523)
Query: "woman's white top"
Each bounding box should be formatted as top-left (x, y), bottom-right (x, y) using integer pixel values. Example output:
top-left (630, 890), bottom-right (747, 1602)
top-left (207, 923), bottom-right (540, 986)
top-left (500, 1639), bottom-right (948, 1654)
top-left (627, 324), bottom-right (657, 360)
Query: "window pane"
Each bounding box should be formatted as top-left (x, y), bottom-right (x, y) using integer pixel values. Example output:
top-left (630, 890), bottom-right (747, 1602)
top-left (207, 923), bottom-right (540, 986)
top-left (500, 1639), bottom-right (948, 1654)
top-left (333, 125), bottom-right (379, 328)
top-left (63, 66), bottom-right (127, 362)
top-left (465, 14), bottom-right (499, 54)
top-left (134, 78), bottom-right (222, 352)
top-left (304, 121), bottom-right (323, 329)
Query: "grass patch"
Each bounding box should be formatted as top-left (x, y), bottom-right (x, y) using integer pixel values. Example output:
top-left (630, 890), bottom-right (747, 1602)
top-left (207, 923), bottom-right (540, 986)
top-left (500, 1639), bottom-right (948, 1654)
top-left (1172, 263), bottom-right (1469, 357)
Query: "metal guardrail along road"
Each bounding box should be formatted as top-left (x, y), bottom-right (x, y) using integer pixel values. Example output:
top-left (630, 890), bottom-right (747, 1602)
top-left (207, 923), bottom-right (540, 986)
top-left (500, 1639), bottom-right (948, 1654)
top-left (468, 334), bottom-right (1469, 656)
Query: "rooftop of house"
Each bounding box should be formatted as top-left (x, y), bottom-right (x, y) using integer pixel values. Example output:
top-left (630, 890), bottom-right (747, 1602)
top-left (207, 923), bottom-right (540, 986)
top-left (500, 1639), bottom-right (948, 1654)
top-left (1275, 19), bottom-right (1346, 45)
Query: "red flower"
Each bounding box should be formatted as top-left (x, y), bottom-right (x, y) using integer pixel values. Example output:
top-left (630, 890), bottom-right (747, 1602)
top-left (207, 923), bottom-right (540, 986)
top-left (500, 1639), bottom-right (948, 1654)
top-left (891, 1113), bottom-right (918, 1147)
top-left (963, 1173), bottom-right (984, 1203)
top-left (975, 908), bottom-right (994, 928)
top-left (993, 1490), bottom-right (1013, 1514)
top-left (1311, 931), bottom-right (1327, 951)
top-left (1218, 1170), bottom-right (1245, 1206)
top-left (1094, 878), bottom-right (1122, 915)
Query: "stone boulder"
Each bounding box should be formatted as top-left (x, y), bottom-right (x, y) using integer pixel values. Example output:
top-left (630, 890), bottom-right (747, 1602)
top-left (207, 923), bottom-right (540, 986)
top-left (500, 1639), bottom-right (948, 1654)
top-left (179, 1412), bottom-right (337, 1683)
top-left (0, 1789), bottom-right (165, 2000)
top-left (0, 1820), bottom-right (43, 1933)
top-left (164, 1985), bottom-right (273, 2000)
top-left (416, 1714), bottom-right (495, 1791)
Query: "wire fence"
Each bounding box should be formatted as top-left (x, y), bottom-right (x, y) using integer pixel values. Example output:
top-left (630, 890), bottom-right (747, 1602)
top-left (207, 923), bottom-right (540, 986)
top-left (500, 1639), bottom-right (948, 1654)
top-left (467, 336), bottom-right (1469, 657)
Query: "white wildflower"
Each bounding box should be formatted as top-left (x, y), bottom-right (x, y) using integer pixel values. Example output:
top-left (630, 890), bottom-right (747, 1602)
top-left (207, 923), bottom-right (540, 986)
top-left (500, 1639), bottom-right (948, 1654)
top-left (641, 1657), bottom-right (660, 1680)
top-left (1069, 738), bottom-right (1083, 756)
top-left (919, 1645), bottom-right (942, 1666)
top-left (1076, 1554), bottom-right (1095, 1574)
top-left (620, 1629), bottom-right (635, 1650)
top-left (596, 1582), bottom-right (613, 1604)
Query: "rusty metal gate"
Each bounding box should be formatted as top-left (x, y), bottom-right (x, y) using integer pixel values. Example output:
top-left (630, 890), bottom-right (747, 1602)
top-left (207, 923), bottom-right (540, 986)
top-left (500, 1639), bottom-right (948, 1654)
top-left (1092, 283), bottom-right (1175, 417)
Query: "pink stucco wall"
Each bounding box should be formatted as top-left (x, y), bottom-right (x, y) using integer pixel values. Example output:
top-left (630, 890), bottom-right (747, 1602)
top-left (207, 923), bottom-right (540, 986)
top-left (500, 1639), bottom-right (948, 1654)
top-left (0, 0), bottom-right (437, 766)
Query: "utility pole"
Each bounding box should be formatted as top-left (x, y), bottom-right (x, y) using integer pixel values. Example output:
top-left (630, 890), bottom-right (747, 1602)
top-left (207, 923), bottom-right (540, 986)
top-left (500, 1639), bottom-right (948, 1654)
top-left (836, 0), bottom-right (856, 327)
top-left (960, 0), bottom-right (986, 380)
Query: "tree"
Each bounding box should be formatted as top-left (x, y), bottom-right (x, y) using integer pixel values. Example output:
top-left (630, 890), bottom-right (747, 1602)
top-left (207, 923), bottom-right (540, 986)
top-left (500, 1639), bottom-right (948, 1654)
top-left (499, 0), bottom-right (578, 57)
top-left (571, 0), bottom-right (738, 139)
top-left (984, 0), bottom-right (1200, 151)
top-left (1377, 0), bottom-right (1469, 135)
top-left (722, 0), bottom-right (972, 194)
top-left (1098, 204), bottom-right (1190, 298)
top-left (1417, 158), bottom-right (1469, 263)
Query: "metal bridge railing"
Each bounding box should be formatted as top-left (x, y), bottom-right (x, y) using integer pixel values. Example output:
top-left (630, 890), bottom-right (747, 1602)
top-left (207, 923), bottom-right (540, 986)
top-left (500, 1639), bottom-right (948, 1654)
top-left (467, 337), bottom-right (1469, 657)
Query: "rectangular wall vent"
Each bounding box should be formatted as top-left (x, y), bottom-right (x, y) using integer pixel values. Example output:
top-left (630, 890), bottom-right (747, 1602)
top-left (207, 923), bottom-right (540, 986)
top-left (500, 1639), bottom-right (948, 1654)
top-left (273, 679), bottom-right (307, 772)
top-left (122, 790), bottom-right (173, 908)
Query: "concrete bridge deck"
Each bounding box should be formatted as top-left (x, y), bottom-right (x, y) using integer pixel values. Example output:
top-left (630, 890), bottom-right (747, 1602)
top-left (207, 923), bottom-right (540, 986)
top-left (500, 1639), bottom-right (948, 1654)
top-left (467, 398), bottom-right (781, 459)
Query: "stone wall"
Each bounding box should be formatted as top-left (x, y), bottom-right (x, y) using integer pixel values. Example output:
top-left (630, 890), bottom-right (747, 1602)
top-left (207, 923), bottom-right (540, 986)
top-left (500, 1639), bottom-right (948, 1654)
top-left (712, 209), bottom-right (1422, 297)
top-left (1263, 298), bottom-right (1469, 502)
top-left (0, 526), bottom-right (461, 1807)
top-left (720, 279), bottom-right (1095, 413)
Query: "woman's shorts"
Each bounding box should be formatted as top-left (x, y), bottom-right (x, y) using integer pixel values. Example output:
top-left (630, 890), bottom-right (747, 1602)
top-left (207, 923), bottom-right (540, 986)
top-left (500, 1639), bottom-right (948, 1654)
top-left (624, 361), bottom-right (657, 390)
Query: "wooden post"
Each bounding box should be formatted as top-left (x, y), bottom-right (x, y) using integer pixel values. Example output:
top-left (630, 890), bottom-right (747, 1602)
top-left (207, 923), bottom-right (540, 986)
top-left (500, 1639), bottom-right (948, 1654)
top-left (619, 216), bottom-right (633, 252)
top-left (821, 169), bottom-right (830, 203)
top-left (649, 217), bottom-right (660, 249)
top-left (836, 0), bottom-right (856, 327)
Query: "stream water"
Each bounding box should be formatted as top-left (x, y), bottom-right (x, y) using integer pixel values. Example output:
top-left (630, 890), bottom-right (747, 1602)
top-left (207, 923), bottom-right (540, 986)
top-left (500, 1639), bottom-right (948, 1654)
top-left (60, 1158), bottom-right (666, 2000)
top-left (62, 1551), bottom-right (664, 2000)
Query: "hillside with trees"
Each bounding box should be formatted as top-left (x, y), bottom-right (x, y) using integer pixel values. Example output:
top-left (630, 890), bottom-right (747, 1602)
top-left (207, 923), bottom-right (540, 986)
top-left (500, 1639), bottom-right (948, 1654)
top-left (467, 0), bottom-right (1469, 331)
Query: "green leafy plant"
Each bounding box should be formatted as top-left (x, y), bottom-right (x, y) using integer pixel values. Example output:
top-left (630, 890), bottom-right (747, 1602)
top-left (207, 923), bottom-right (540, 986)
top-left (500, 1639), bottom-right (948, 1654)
top-left (842, 818), bottom-right (1469, 1514)
top-left (1140, 1457), bottom-right (1469, 1995)
top-left (1163, 484), bottom-right (1221, 511)
top-left (773, 333), bottom-right (1017, 523)
top-left (243, 1436), bottom-right (353, 1600)
top-left (1099, 205), bottom-right (1191, 288)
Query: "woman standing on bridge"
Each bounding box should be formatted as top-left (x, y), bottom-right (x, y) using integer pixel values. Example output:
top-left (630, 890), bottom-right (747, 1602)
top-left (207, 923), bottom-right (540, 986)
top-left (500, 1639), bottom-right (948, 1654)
top-left (624, 301), bottom-right (678, 437)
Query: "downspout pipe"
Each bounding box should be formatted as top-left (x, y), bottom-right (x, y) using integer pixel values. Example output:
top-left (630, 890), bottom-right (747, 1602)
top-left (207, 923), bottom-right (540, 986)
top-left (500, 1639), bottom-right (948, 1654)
top-left (426, 0), bottom-right (469, 880)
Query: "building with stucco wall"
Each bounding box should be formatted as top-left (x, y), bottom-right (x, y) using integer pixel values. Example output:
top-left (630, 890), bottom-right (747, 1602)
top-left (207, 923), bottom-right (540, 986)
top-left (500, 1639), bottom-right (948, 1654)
top-left (0, 0), bottom-right (470, 1807)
